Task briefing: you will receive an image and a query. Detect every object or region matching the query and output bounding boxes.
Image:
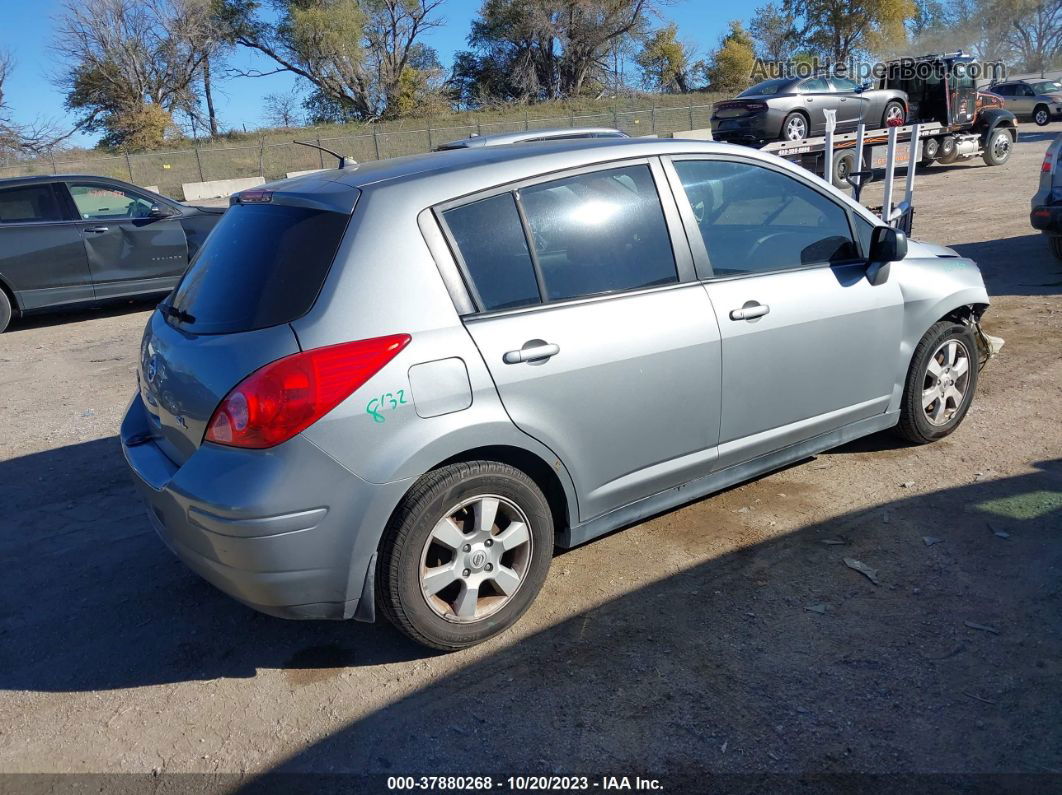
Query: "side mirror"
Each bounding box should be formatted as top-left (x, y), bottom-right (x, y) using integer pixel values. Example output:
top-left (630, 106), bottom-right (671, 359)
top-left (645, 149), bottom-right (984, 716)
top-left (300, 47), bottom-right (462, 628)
top-left (869, 225), bottom-right (907, 261)
top-left (867, 226), bottom-right (906, 285)
top-left (148, 204), bottom-right (172, 219)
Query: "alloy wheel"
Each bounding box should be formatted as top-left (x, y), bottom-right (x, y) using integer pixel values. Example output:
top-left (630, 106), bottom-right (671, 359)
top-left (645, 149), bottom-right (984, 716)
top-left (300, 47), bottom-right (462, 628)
top-left (419, 495), bottom-right (533, 623)
top-left (1036, 108), bottom-right (1049, 125)
top-left (992, 132), bottom-right (1012, 160)
top-left (886, 104), bottom-right (905, 123)
top-left (785, 116), bottom-right (807, 140)
top-left (921, 339), bottom-right (971, 426)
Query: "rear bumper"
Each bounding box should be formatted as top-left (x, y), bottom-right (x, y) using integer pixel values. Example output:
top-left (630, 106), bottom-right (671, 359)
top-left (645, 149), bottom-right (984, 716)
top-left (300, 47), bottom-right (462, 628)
top-left (121, 394), bottom-right (407, 620)
top-left (1030, 205), bottom-right (1062, 233)
top-left (710, 109), bottom-right (784, 145)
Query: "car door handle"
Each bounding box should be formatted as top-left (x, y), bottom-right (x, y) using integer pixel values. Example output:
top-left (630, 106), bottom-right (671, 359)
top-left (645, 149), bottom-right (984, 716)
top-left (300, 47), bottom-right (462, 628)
top-left (503, 341), bottom-right (560, 364)
top-left (84, 226), bottom-right (109, 234)
top-left (729, 304), bottom-right (770, 321)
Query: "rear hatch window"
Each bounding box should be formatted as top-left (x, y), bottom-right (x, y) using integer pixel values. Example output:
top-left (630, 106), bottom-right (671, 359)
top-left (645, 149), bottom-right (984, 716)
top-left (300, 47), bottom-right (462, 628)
top-left (167, 202), bottom-right (352, 334)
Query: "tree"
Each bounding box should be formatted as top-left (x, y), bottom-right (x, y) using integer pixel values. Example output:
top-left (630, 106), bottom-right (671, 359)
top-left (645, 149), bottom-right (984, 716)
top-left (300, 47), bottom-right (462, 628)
top-left (450, 0), bottom-right (656, 107)
top-left (1, 48), bottom-right (74, 155)
top-left (784, 0), bottom-right (916, 63)
top-left (0, 49), bottom-right (16, 154)
top-left (636, 24), bottom-right (692, 93)
top-left (1000, 0), bottom-right (1062, 75)
top-left (219, 0), bottom-right (445, 120)
top-left (54, 0), bottom-right (216, 148)
top-left (703, 21), bottom-right (757, 94)
top-left (264, 89), bottom-right (303, 127)
top-left (749, 2), bottom-right (798, 65)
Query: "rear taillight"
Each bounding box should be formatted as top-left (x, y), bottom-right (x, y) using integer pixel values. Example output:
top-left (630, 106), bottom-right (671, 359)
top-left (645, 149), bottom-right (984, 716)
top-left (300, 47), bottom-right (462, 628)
top-left (1043, 153), bottom-right (1054, 173)
top-left (204, 334), bottom-right (410, 449)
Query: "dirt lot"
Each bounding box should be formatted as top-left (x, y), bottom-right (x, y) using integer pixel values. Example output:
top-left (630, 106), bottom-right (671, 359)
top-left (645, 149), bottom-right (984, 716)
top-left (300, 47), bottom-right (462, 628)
top-left (1, 126), bottom-right (1060, 788)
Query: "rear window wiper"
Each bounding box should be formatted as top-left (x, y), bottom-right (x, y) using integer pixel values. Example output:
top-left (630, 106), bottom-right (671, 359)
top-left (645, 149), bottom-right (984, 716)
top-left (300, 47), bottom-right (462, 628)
top-left (161, 304), bottom-right (196, 324)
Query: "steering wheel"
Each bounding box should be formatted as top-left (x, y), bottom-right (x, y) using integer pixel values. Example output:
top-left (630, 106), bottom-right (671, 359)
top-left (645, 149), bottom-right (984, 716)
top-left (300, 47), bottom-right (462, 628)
top-left (746, 232), bottom-right (789, 265)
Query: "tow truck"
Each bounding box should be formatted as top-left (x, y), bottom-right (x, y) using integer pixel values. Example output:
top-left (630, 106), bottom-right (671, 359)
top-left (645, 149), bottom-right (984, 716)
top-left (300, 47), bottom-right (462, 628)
top-left (758, 52), bottom-right (1018, 189)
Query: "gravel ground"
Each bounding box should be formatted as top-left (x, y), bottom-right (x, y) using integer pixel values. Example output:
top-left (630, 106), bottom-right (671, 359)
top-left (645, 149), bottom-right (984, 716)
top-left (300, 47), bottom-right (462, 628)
top-left (0, 125), bottom-right (1060, 788)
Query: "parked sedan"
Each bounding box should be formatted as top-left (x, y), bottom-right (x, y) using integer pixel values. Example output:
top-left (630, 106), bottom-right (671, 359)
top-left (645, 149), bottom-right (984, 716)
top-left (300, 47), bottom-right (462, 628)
top-left (987, 79), bottom-right (1062, 126)
top-left (712, 76), bottom-right (908, 144)
top-left (0, 175), bottom-right (224, 332)
top-left (122, 137), bottom-right (996, 651)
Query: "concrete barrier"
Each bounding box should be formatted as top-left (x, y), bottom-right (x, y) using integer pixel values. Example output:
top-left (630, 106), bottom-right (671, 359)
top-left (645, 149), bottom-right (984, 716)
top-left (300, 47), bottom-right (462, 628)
top-left (672, 127), bottom-right (713, 141)
top-left (181, 176), bottom-right (265, 202)
top-left (285, 168), bottom-right (327, 179)
top-left (142, 185), bottom-right (160, 194)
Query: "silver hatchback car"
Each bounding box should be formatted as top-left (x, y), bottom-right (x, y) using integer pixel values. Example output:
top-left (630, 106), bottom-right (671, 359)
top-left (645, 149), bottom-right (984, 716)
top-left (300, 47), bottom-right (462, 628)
top-left (122, 138), bottom-right (994, 649)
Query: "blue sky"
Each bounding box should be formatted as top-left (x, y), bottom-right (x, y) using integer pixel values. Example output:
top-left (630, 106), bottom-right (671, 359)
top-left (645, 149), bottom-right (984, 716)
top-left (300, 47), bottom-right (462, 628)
top-left (2, 0), bottom-right (739, 147)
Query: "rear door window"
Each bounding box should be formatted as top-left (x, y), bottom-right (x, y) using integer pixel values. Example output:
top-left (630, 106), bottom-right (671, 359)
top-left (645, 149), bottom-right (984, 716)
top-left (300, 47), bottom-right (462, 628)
top-left (829, 77), bottom-right (859, 93)
top-left (800, 78), bottom-right (830, 93)
top-left (519, 165), bottom-right (677, 301)
top-left (167, 201), bottom-right (352, 333)
top-left (442, 194), bottom-right (541, 311)
top-left (0, 184), bottom-right (65, 224)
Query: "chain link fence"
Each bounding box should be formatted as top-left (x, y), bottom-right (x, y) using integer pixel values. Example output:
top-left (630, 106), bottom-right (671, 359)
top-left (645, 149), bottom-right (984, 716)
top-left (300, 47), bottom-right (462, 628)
top-left (0, 102), bottom-right (717, 200)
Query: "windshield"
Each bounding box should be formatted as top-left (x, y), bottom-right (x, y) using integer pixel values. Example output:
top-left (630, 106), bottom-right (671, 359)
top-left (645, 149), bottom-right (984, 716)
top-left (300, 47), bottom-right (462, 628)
top-left (1031, 81), bottom-right (1062, 94)
top-left (167, 201), bottom-right (353, 334)
top-left (738, 79), bottom-right (794, 97)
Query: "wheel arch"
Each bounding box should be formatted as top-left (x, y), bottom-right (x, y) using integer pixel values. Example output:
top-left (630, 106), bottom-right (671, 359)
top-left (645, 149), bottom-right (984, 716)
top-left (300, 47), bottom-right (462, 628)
top-left (939, 302), bottom-right (988, 325)
top-left (0, 274), bottom-right (21, 315)
top-left (976, 108), bottom-right (1018, 143)
top-left (433, 445), bottom-right (574, 537)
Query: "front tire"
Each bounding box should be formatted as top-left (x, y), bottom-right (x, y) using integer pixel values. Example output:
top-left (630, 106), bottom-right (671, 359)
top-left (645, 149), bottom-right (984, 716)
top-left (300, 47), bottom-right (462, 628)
top-left (377, 461), bottom-right (554, 650)
top-left (832, 149), bottom-right (856, 189)
top-left (1034, 104), bottom-right (1050, 126)
top-left (895, 321), bottom-right (979, 444)
top-left (982, 128), bottom-right (1013, 166)
top-left (882, 100), bottom-right (906, 127)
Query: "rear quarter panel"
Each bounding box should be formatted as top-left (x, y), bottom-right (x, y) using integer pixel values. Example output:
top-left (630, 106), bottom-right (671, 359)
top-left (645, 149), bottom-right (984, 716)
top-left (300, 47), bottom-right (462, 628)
top-left (292, 185), bottom-right (579, 513)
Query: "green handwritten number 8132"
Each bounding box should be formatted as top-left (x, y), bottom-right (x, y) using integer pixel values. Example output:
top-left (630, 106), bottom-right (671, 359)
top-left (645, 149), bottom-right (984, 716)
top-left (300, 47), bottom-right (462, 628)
top-left (366, 389), bottom-right (407, 423)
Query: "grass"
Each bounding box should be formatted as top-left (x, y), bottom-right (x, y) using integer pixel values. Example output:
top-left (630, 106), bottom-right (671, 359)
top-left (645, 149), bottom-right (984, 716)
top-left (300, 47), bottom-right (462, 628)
top-left (0, 93), bottom-right (726, 200)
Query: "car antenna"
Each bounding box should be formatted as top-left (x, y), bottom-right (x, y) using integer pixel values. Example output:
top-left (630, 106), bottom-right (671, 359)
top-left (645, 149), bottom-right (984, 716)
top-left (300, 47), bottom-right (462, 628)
top-left (293, 140), bottom-right (356, 169)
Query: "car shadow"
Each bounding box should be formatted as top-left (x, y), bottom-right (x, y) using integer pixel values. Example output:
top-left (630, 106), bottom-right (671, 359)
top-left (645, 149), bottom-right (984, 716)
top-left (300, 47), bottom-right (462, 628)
top-left (0, 437), bottom-right (428, 692)
top-left (2, 428), bottom-right (1060, 766)
top-left (238, 459), bottom-right (1061, 780)
top-left (951, 234), bottom-right (1062, 296)
top-left (7, 295), bottom-right (165, 333)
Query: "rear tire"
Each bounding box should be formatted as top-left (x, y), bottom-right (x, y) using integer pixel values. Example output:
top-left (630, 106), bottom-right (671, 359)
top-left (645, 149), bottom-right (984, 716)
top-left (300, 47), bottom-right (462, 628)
top-left (895, 321), bottom-right (979, 445)
top-left (0, 290), bottom-right (12, 333)
top-left (1034, 104), bottom-right (1050, 126)
top-left (1050, 236), bottom-right (1062, 261)
top-left (781, 111), bottom-right (808, 141)
top-left (377, 461), bottom-right (554, 651)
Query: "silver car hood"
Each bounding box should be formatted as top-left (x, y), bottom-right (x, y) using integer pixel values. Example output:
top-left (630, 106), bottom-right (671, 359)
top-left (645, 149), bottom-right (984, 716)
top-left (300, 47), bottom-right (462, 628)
top-left (907, 238), bottom-right (960, 259)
